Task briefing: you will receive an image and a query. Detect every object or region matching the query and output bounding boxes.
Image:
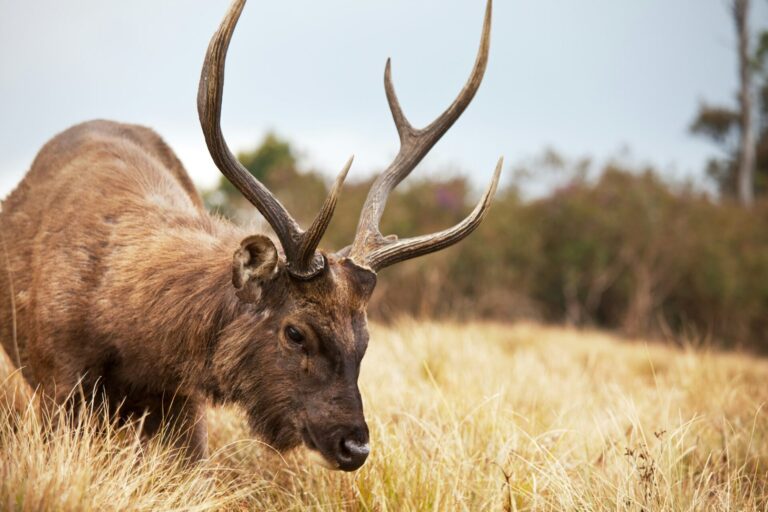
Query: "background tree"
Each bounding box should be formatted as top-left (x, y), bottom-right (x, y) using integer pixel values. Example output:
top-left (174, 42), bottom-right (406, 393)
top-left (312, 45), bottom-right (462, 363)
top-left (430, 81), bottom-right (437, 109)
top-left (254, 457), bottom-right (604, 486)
top-left (755, 27), bottom-right (768, 193)
top-left (690, 0), bottom-right (767, 205)
top-left (734, 0), bottom-right (756, 206)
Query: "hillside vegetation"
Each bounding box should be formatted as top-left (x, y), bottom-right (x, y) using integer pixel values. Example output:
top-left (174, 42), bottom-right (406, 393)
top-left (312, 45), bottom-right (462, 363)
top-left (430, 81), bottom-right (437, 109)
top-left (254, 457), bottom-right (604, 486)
top-left (1, 321), bottom-right (767, 511)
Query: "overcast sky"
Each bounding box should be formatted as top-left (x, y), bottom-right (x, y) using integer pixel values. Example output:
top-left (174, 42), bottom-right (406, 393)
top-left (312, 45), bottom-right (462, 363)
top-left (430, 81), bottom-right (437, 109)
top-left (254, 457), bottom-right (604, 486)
top-left (1, 0), bottom-right (766, 199)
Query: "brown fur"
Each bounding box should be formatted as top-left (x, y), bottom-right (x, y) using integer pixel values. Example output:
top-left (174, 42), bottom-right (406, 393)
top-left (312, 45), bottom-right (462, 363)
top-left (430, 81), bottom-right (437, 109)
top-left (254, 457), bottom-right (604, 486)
top-left (0, 120), bottom-right (375, 466)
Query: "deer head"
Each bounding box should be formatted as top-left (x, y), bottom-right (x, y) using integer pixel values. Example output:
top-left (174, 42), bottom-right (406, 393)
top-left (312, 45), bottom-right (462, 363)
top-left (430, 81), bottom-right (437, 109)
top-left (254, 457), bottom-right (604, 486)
top-left (198, 0), bottom-right (500, 471)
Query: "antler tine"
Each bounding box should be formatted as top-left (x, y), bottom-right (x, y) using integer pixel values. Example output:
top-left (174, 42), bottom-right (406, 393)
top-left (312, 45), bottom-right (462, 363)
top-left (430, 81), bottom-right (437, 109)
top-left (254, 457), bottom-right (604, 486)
top-left (198, 0), bottom-right (349, 279)
top-left (366, 158), bottom-right (502, 271)
top-left (293, 156), bottom-right (353, 275)
top-left (346, 0), bottom-right (494, 268)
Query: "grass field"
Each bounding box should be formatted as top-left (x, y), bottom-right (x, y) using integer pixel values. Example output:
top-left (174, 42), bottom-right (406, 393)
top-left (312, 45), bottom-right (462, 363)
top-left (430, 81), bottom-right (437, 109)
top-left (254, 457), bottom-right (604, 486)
top-left (1, 321), bottom-right (767, 511)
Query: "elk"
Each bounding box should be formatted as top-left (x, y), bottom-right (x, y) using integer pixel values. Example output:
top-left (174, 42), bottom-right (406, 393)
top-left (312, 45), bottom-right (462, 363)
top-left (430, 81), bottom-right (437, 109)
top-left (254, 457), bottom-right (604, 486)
top-left (0, 0), bottom-right (500, 471)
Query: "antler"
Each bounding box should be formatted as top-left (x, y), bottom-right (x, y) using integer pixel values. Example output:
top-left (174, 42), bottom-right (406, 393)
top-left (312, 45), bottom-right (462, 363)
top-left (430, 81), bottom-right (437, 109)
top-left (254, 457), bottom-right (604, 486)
top-left (345, 0), bottom-right (502, 272)
top-left (198, 0), bottom-right (352, 279)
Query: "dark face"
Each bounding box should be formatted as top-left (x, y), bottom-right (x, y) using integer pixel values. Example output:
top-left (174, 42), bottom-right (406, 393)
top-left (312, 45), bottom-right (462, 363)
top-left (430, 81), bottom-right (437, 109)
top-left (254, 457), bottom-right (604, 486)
top-left (214, 241), bottom-right (377, 471)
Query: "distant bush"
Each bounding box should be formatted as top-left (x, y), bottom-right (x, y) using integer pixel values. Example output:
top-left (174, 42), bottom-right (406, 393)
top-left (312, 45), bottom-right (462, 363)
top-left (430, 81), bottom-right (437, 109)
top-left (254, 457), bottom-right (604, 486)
top-left (457, 167), bottom-right (768, 350)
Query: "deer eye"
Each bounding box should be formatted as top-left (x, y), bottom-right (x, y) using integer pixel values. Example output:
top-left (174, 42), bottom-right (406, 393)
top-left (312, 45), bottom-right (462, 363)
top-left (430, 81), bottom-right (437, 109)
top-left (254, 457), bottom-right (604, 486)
top-left (284, 325), bottom-right (305, 345)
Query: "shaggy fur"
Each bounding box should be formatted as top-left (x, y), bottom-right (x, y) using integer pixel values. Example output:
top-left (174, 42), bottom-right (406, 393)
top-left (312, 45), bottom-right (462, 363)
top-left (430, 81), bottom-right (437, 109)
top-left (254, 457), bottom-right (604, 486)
top-left (0, 120), bottom-right (375, 463)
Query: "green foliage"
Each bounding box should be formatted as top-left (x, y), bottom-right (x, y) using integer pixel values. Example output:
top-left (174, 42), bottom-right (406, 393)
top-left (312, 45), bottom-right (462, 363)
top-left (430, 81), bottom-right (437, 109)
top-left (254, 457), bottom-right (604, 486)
top-left (690, 105), bottom-right (739, 146)
top-left (236, 132), bottom-right (296, 187)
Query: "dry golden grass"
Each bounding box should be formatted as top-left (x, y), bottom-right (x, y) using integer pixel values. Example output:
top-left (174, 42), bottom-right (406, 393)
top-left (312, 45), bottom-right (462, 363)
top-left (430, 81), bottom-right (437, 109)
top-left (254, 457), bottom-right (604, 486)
top-left (1, 321), bottom-right (767, 511)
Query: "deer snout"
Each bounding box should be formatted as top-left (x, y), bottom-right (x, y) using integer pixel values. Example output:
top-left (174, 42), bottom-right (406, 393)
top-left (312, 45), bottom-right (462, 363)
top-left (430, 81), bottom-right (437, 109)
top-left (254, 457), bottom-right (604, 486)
top-left (335, 427), bottom-right (370, 471)
top-left (304, 421), bottom-right (370, 471)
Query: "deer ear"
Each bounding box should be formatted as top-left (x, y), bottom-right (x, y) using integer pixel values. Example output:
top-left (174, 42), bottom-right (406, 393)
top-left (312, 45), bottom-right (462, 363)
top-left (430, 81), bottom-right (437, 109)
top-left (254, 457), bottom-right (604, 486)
top-left (232, 235), bottom-right (278, 297)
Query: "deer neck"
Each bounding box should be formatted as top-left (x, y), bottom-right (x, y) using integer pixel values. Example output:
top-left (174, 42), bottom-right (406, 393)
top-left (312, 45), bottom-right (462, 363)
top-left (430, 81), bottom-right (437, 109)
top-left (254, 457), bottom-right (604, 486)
top-left (104, 220), bottom-right (248, 394)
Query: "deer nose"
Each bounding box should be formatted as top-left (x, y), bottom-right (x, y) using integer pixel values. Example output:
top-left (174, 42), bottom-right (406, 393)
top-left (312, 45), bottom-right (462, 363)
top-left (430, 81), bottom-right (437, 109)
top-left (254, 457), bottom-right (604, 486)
top-left (334, 426), bottom-right (370, 471)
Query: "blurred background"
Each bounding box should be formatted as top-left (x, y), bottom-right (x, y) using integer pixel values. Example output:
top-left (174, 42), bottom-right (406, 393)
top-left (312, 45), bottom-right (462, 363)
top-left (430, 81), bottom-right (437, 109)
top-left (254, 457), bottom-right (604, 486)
top-left (2, 0), bottom-right (768, 350)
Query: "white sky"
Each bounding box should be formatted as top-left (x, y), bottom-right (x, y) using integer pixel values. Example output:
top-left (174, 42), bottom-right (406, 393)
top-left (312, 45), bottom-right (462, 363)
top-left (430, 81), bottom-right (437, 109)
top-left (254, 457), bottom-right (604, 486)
top-left (1, 0), bottom-right (767, 199)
